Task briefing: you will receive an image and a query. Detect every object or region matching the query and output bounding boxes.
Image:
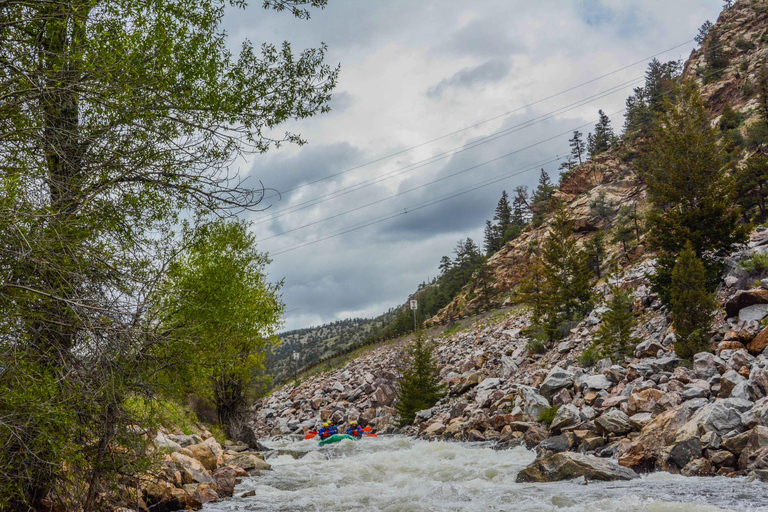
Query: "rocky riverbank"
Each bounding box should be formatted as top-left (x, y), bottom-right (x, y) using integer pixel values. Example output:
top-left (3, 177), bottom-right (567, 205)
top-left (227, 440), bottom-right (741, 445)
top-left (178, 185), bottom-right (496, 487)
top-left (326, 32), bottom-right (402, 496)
top-left (250, 229), bottom-right (768, 483)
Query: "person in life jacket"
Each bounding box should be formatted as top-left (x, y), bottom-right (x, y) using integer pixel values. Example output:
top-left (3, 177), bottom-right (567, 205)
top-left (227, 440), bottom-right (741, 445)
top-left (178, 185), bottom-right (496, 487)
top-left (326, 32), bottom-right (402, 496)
top-left (346, 421), bottom-right (363, 438)
top-left (318, 421), bottom-right (337, 439)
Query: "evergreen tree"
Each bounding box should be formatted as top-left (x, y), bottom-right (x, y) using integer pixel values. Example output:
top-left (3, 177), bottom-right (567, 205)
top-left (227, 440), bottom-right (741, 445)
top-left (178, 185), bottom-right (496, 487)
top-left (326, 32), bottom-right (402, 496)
top-left (594, 284), bottom-right (637, 358)
top-left (670, 242), bottom-right (716, 359)
top-left (473, 258), bottom-right (495, 311)
top-left (625, 59), bottom-right (682, 135)
top-left (612, 203), bottom-right (643, 261)
top-left (494, 190), bottom-right (513, 229)
top-left (735, 151), bottom-right (768, 222)
top-left (518, 252), bottom-right (546, 326)
top-left (640, 83), bottom-right (748, 304)
top-left (484, 220), bottom-right (500, 256)
top-left (695, 21), bottom-right (713, 45)
top-left (559, 155), bottom-right (576, 172)
top-left (704, 25), bottom-right (728, 82)
top-left (569, 130), bottom-right (586, 165)
top-left (585, 231), bottom-right (606, 278)
top-left (512, 185), bottom-right (532, 224)
top-left (587, 110), bottom-right (615, 158)
top-left (540, 203), bottom-right (594, 339)
top-left (530, 170), bottom-right (556, 226)
top-left (395, 330), bottom-right (445, 425)
top-left (723, 0), bottom-right (733, 9)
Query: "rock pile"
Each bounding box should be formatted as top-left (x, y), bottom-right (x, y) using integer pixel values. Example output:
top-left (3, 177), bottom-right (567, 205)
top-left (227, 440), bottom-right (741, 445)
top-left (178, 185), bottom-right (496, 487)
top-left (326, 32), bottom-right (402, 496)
top-left (139, 431), bottom-right (270, 510)
top-left (252, 229), bottom-right (768, 482)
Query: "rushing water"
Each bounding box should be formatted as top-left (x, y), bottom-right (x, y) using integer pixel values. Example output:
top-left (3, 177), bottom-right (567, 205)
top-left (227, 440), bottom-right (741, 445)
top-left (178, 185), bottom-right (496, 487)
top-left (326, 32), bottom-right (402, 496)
top-left (204, 436), bottom-right (768, 512)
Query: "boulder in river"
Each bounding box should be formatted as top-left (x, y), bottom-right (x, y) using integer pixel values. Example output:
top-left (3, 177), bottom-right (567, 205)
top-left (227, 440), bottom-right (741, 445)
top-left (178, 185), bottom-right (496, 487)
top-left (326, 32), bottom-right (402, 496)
top-left (516, 452), bottom-right (639, 482)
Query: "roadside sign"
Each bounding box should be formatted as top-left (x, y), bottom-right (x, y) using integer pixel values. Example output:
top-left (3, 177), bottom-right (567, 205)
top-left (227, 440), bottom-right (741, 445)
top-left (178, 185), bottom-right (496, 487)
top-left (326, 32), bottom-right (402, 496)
top-left (410, 300), bottom-right (417, 310)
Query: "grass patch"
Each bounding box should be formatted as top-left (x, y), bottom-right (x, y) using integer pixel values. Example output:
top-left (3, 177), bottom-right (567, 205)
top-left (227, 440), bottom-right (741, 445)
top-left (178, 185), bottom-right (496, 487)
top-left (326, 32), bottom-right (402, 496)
top-left (741, 253), bottom-right (768, 274)
top-left (443, 322), bottom-right (464, 337)
top-left (538, 406), bottom-right (559, 424)
top-left (526, 339), bottom-right (547, 355)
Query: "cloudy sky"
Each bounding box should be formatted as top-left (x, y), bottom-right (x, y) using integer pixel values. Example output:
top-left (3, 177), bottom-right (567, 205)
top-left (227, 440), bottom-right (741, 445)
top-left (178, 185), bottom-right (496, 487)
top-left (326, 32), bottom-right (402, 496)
top-left (222, 0), bottom-right (723, 331)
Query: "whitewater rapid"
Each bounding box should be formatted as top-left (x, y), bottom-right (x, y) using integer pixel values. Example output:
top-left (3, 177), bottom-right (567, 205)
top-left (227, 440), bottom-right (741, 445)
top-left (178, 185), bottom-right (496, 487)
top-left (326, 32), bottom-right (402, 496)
top-left (204, 436), bottom-right (768, 512)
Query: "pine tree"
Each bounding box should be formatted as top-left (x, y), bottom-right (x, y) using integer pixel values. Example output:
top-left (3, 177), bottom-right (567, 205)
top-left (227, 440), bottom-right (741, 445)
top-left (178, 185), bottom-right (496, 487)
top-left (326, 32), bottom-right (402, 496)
top-left (594, 284), bottom-right (637, 358)
top-left (494, 190), bottom-right (512, 229)
top-left (695, 21), bottom-right (713, 45)
top-left (735, 151), bottom-right (768, 223)
top-left (540, 203), bottom-right (593, 339)
top-left (518, 252), bottom-right (546, 326)
top-left (484, 220), bottom-right (500, 256)
top-left (704, 25), bottom-right (728, 82)
top-left (640, 83), bottom-right (747, 304)
top-left (512, 185), bottom-right (532, 224)
top-left (624, 59), bottom-right (681, 136)
top-left (723, 0), bottom-right (733, 9)
top-left (569, 130), bottom-right (586, 165)
top-left (473, 258), bottom-right (495, 311)
top-left (670, 242), bottom-right (716, 359)
top-left (587, 110), bottom-right (615, 158)
top-left (585, 231), bottom-right (606, 278)
top-left (531, 170), bottom-right (556, 226)
top-left (395, 330), bottom-right (445, 425)
top-left (612, 204), bottom-right (643, 261)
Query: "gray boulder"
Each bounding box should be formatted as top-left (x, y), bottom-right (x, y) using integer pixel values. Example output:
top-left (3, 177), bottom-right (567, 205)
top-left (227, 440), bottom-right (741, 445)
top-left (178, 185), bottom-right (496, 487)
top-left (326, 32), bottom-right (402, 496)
top-left (740, 305), bottom-right (768, 323)
top-left (596, 409), bottom-right (633, 435)
top-left (693, 352), bottom-right (722, 380)
top-left (551, 404), bottom-right (581, 432)
top-left (539, 367), bottom-right (574, 399)
top-left (721, 370), bottom-right (747, 398)
top-left (516, 452), bottom-right (639, 482)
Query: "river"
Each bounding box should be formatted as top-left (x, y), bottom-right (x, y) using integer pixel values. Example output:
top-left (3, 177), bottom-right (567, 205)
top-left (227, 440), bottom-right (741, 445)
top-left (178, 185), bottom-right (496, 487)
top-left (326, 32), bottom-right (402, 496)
top-left (204, 436), bottom-right (768, 512)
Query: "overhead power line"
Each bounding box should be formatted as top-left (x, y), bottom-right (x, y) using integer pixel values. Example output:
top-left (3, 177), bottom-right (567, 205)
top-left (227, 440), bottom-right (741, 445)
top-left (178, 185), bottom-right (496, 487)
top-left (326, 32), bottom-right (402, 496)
top-left (257, 38), bottom-right (695, 203)
top-left (255, 75), bottom-right (645, 226)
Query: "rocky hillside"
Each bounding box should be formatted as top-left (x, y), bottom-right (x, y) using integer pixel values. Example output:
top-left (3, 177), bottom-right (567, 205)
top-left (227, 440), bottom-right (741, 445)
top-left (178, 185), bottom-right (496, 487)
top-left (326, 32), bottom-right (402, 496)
top-left (426, 0), bottom-right (768, 325)
top-left (250, 0), bottom-right (768, 484)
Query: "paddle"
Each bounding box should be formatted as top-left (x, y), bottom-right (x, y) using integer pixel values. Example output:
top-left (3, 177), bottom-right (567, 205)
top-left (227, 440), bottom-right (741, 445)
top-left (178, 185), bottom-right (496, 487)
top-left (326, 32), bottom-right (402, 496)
top-left (304, 430), bottom-right (318, 440)
top-left (363, 426), bottom-right (372, 432)
top-left (364, 433), bottom-right (378, 437)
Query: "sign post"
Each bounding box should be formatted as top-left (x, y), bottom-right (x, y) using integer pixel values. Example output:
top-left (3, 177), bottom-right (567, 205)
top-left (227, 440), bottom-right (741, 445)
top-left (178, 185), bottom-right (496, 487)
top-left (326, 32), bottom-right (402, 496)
top-left (410, 299), bottom-right (418, 332)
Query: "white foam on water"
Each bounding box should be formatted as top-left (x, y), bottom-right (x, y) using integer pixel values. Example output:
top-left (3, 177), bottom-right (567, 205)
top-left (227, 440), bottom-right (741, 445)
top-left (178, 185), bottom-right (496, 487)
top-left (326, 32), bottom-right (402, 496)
top-left (203, 436), bottom-right (768, 512)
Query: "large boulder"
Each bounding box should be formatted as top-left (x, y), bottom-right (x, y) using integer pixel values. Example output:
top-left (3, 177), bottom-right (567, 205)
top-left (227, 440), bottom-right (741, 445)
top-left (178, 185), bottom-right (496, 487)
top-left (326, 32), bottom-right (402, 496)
top-left (539, 367), bottom-right (574, 399)
top-left (185, 443), bottom-right (218, 472)
top-left (738, 426), bottom-right (768, 470)
top-left (618, 405), bottom-right (694, 472)
top-left (171, 453), bottom-right (216, 486)
top-left (224, 452), bottom-right (271, 473)
top-left (212, 466), bottom-right (238, 498)
top-left (550, 404), bottom-right (581, 432)
top-left (595, 409), bottom-right (633, 435)
top-left (740, 305), bottom-right (768, 323)
top-left (519, 386), bottom-right (550, 420)
top-left (516, 452), bottom-right (639, 482)
top-left (693, 352), bottom-right (722, 380)
top-left (626, 389), bottom-right (679, 416)
top-left (725, 288), bottom-right (768, 318)
top-left (748, 327), bottom-right (768, 354)
top-left (676, 399), bottom-right (746, 438)
top-left (720, 370), bottom-right (747, 398)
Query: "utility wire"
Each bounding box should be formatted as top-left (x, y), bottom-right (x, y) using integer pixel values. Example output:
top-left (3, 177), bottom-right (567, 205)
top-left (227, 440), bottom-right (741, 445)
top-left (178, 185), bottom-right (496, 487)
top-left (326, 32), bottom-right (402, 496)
top-left (255, 75), bottom-right (645, 225)
top-left (258, 39), bottom-right (695, 203)
top-left (267, 41), bottom-right (721, 255)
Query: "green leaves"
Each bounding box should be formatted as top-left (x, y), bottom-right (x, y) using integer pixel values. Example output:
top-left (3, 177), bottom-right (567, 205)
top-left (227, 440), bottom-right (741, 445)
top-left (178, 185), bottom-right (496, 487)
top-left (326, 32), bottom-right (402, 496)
top-left (395, 331), bottom-right (445, 426)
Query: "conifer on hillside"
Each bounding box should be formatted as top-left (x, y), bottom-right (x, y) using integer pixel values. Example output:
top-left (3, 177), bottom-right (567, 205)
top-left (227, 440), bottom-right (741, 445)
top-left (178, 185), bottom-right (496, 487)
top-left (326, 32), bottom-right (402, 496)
top-left (395, 331), bottom-right (445, 426)
top-left (587, 110), bottom-right (615, 157)
top-left (641, 83), bottom-right (747, 305)
top-left (539, 203), bottom-right (593, 339)
top-left (594, 283), bottom-right (637, 358)
top-left (670, 242), bottom-right (716, 359)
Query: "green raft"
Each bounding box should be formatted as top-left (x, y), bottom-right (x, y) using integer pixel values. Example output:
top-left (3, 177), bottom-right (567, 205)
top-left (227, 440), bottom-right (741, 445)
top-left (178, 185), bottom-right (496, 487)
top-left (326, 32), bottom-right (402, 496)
top-left (318, 434), bottom-right (357, 446)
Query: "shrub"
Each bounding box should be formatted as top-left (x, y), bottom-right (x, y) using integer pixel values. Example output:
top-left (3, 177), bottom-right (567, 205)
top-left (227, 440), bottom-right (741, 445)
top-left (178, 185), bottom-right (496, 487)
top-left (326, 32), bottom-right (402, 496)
top-left (395, 330), bottom-right (445, 426)
top-left (741, 253), bottom-right (768, 274)
top-left (578, 346), bottom-right (601, 367)
top-left (538, 406), bottom-right (559, 424)
top-left (746, 122), bottom-right (768, 150)
top-left (670, 242), bottom-right (716, 359)
top-left (526, 339), bottom-right (547, 354)
top-left (735, 37), bottom-right (755, 51)
top-left (719, 104), bottom-right (742, 131)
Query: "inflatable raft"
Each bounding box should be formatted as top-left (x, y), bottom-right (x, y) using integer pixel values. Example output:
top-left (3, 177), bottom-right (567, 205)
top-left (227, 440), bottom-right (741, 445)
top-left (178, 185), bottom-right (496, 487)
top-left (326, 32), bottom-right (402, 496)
top-left (318, 434), bottom-right (358, 446)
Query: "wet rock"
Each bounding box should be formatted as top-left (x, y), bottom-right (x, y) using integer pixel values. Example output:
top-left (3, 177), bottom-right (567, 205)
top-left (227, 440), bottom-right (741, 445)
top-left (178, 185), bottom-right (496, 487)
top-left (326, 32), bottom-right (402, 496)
top-left (224, 453), bottom-right (271, 473)
top-left (619, 405), bottom-right (694, 472)
top-left (516, 452), bottom-right (639, 482)
top-left (539, 434), bottom-right (573, 453)
top-left (738, 426), bottom-right (768, 469)
top-left (669, 437), bottom-right (702, 468)
top-left (722, 431), bottom-right (750, 455)
top-left (596, 409), bottom-right (633, 435)
top-left (709, 450), bottom-right (737, 467)
top-left (681, 457), bottom-right (713, 477)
